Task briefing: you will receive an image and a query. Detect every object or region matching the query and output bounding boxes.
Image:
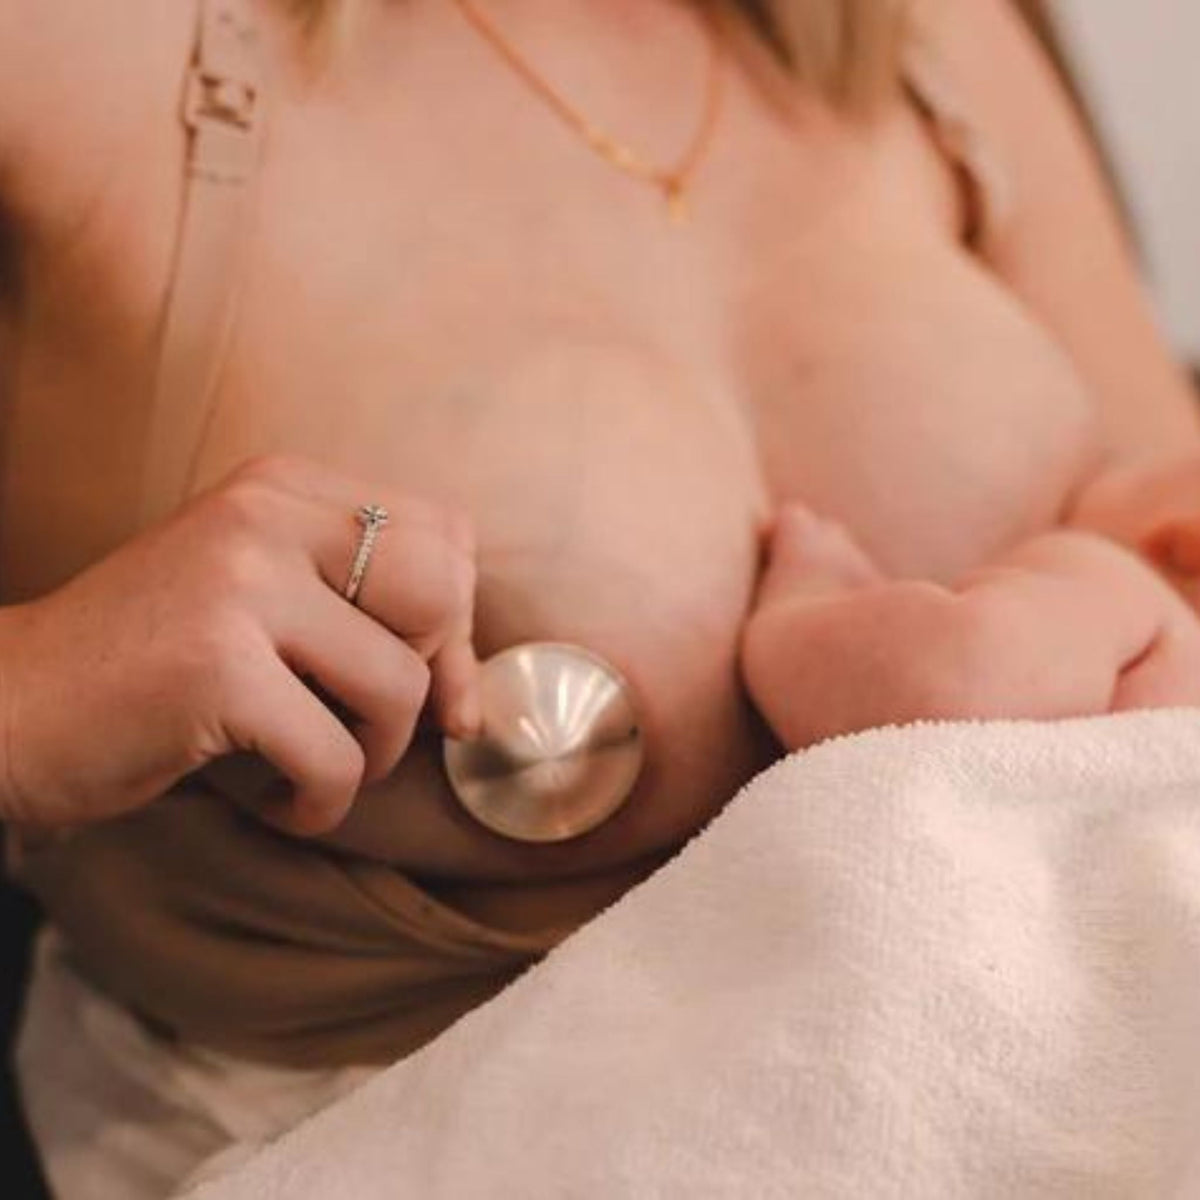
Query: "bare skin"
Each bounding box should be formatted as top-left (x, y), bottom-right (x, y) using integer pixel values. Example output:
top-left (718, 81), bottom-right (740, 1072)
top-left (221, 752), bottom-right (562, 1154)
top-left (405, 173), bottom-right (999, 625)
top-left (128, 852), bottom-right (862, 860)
top-left (0, 454), bottom-right (482, 834)
top-left (0, 0), bottom-right (1198, 920)
top-left (743, 504), bottom-right (1200, 752)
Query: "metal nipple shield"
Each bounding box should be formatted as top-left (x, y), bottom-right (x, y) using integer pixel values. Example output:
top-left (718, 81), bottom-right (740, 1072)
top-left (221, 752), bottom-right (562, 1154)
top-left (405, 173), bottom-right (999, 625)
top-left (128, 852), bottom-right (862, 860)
top-left (443, 642), bottom-right (643, 843)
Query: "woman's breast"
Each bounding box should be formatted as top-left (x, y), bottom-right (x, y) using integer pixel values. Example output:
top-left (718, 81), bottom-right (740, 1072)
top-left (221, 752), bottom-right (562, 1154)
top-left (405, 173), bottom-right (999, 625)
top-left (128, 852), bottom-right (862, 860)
top-left (738, 228), bottom-right (1102, 583)
top-left (0, 69), bottom-right (1106, 879)
top-left (3, 235), bottom-right (1103, 877)
top-left (186, 328), bottom-right (775, 876)
top-left (178, 240), bottom-right (1101, 877)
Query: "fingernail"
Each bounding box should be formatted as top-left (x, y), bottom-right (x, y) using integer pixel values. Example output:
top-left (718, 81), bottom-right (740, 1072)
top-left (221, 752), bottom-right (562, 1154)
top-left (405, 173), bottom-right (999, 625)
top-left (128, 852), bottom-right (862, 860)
top-left (445, 691), bottom-right (483, 741)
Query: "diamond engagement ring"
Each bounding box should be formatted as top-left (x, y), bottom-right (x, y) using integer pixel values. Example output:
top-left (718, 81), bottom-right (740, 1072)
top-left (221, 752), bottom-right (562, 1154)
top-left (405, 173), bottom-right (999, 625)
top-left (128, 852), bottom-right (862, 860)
top-left (343, 503), bottom-right (390, 605)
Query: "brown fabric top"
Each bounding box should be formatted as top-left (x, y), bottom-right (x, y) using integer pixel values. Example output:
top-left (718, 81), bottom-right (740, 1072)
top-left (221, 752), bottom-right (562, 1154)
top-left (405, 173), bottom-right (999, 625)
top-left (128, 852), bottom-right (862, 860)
top-left (902, 42), bottom-right (1011, 250)
top-left (18, 779), bottom-right (575, 1067)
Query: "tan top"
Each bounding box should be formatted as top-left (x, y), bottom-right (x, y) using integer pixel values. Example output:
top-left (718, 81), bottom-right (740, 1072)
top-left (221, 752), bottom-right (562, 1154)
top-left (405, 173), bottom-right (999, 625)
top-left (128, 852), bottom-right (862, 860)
top-left (22, 779), bottom-right (572, 1066)
top-left (16, 0), bottom-right (1016, 1068)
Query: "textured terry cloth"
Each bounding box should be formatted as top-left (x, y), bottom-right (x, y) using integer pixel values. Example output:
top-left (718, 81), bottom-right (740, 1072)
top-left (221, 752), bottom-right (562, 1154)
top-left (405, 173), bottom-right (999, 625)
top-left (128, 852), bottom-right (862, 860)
top-left (186, 710), bottom-right (1200, 1200)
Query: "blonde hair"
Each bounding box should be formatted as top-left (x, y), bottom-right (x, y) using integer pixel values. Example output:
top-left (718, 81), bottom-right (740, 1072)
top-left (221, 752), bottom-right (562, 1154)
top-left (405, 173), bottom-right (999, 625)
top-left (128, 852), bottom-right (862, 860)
top-left (720, 0), bottom-right (907, 104)
top-left (291, 1), bottom-right (907, 106)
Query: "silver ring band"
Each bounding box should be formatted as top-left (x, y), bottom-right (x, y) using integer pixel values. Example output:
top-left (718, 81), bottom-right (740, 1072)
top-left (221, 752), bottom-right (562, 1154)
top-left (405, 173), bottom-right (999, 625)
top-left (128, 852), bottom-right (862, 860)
top-left (343, 503), bottom-right (390, 605)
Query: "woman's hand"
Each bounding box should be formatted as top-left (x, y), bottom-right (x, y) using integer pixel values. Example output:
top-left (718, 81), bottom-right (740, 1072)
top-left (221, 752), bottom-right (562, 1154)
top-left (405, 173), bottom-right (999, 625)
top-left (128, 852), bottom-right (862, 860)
top-left (0, 455), bottom-right (480, 835)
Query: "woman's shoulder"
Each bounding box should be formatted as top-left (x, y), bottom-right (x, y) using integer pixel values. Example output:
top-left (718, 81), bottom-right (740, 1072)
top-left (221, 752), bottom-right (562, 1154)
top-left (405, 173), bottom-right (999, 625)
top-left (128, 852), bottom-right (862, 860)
top-left (906, 0), bottom-right (1094, 224)
top-left (0, 0), bottom-right (199, 240)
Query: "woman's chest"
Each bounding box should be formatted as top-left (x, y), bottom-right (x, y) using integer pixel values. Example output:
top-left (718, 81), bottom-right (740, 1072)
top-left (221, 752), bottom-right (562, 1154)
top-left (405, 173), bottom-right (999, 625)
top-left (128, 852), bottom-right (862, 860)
top-left (1, 3), bottom-right (1104, 642)
top-left (0, 12), bottom-right (1108, 872)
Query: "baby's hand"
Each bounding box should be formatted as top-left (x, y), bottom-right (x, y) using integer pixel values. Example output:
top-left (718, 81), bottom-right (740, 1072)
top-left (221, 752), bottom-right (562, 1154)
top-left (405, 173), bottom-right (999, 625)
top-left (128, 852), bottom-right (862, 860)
top-left (741, 504), bottom-right (881, 746)
top-left (751, 504), bottom-right (881, 614)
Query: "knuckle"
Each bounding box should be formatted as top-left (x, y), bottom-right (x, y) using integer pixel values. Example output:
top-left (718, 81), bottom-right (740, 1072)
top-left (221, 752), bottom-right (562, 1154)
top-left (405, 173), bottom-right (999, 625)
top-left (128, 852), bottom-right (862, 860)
top-left (193, 486), bottom-right (295, 597)
top-left (306, 744), bottom-right (366, 818)
top-left (386, 649), bottom-right (432, 711)
top-left (323, 738), bottom-right (367, 794)
top-left (207, 532), bottom-right (276, 602)
top-left (202, 455), bottom-right (304, 533)
top-left (291, 738), bottom-right (364, 828)
top-left (230, 452), bottom-right (305, 491)
top-left (389, 536), bottom-right (475, 640)
top-left (362, 645), bottom-right (430, 720)
top-left (203, 473), bottom-right (276, 540)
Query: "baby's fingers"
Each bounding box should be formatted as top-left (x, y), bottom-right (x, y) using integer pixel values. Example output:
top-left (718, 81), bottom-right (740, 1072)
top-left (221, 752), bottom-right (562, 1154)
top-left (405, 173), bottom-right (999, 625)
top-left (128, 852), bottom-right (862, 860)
top-left (755, 505), bottom-right (881, 612)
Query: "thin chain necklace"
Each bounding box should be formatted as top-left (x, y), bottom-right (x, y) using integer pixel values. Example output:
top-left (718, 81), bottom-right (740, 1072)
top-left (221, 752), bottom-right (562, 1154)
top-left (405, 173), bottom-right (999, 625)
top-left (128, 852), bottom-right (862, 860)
top-left (450, 0), bottom-right (726, 222)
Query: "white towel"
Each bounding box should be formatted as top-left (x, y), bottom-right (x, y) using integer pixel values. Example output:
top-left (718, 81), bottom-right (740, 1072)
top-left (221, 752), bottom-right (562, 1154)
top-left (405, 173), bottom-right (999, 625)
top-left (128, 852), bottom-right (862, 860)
top-left (185, 710), bottom-right (1200, 1199)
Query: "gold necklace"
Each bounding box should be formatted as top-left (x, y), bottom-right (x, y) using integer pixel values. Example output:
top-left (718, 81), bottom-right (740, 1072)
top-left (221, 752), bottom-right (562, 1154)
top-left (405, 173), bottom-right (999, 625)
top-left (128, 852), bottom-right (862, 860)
top-left (450, 0), bottom-right (725, 222)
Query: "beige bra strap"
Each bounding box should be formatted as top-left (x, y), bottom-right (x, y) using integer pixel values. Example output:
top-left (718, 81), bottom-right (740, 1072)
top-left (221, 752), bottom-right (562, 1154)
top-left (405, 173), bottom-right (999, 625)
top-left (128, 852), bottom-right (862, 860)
top-left (141, 0), bottom-right (264, 526)
top-left (902, 43), bottom-right (1011, 251)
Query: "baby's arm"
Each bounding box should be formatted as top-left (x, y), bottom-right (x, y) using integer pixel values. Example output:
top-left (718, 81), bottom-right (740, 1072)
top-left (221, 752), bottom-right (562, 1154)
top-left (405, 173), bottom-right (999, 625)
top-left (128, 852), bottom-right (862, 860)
top-left (1068, 452), bottom-right (1200, 595)
top-left (742, 506), bottom-right (1200, 752)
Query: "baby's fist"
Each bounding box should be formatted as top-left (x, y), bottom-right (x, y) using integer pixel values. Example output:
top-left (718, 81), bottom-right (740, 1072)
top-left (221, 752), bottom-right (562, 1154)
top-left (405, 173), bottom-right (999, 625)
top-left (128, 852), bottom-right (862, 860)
top-left (753, 505), bottom-right (880, 614)
top-left (741, 505), bottom-right (881, 747)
